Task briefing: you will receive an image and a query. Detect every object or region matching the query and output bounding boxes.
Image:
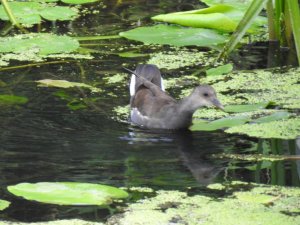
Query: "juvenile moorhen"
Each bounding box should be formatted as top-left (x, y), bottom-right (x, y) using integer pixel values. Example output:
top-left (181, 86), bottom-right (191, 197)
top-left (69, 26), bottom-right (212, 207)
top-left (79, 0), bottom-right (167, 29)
top-left (128, 64), bottom-right (224, 129)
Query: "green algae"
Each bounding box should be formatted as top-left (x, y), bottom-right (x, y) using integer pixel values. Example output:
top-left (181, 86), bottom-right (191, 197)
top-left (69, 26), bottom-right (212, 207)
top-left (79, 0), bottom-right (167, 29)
top-left (104, 73), bottom-right (127, 84)
top-left (147, 49), bottom-right (218, 70)
top-left (200, 68), bottom-right (300, 109)
top-left (226, 118), bottom-right (300, 139)
top-left (108, 182), bottom-right (300, 225)
top-left (112, 105), bottom-right (130, 123)
top-left (0, 219), bottom-right (104, 225)
top-left (211, 153), bottom-right (300, 161)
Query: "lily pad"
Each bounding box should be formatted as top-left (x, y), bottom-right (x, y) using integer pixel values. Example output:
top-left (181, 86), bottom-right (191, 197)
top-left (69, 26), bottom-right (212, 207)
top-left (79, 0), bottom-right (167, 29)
top-left (206, 63), bottom-right (233, 76)
top-left (224, 102), bottom-right (269, 113)
top-left (0, 33), bottom-right (80, 56)
top-left (0, 199), bottom-right (10, 211)
top-left (0, 2), bottom-right (78, 25)
top-left (36, 79), bottom-right (101, 93)
top-left (0, 95), bottom-right (28, 105)
top-left (119, 24), bottom-right (227, 47)
top-left (190, 115), bottom-right (251, 131)
top-left (7, 182), bottom-right (128, 205)
top-left (225, 118), bottom-right (300, 139)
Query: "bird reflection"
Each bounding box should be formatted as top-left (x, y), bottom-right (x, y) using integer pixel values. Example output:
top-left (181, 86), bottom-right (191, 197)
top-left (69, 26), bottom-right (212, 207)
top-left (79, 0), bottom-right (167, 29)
top-left (121, 127), bottom-right (226, 186)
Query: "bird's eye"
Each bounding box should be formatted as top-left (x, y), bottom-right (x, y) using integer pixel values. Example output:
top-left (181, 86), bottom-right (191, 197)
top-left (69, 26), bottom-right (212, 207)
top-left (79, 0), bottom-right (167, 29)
top-left (203, 93), bottom-right (209, 97)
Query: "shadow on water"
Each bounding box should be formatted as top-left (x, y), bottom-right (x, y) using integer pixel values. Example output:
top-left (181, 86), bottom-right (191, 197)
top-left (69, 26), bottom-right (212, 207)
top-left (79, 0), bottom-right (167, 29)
top-left (0, 0), bottom-right (299, 222)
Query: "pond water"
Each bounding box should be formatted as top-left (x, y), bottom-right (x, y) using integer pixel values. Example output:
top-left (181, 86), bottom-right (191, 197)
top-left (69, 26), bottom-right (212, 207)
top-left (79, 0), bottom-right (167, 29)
top-left (0, 0), bottom-right (299, 222)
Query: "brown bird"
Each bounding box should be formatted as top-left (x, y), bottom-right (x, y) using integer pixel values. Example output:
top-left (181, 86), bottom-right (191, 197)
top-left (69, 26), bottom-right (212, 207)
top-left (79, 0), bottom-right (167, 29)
top-left (127, 64), bottom-right (224, 129)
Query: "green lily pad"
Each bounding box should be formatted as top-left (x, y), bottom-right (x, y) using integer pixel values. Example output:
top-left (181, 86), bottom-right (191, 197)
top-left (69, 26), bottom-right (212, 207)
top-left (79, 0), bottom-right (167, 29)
top-left (0, 95), bottom-right (28, 105)
top-left (253, 111), bottom-right (291, 123)
top-left (0, 2), bottom-right (78, 25)
top-left (7, 182), bottom-right (128, 205)
top-left (190, 115), bottom-right (251, 131)
top-left (206, 63), bottom-right (233, 76)
top-left (0, 199), bottom-right (10, 211)
top-left (226, 118), bottom-right (300, 139)
top-left (36, 79), bottom-right (101, 93)
top-left (119, 24), bottom-right (227, 47)
top-left (224, 102), bottom-right (269, 113)
top-left (0, 33), bottom-right (80, 56)
top-left (39, 6), bottom-right (78, 21)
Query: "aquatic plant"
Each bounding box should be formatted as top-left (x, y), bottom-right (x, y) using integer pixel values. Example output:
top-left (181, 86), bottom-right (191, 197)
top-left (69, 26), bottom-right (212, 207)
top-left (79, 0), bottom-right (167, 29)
top-left (108, 181), bottom-right (300, 225)
top-left (7, 182), bottom-right (128, 205)
top-left (0, 199), bottom-right (10, 211)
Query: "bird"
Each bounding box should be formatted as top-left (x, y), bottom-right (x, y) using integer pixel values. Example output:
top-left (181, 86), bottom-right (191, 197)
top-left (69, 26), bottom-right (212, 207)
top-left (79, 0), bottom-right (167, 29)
top-left (126, 64), bottom-right (224, 130)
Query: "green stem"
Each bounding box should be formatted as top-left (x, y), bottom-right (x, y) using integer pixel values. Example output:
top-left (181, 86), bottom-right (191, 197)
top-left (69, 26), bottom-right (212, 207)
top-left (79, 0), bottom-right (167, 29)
top-left (218, 0), bottom-right (267, 61)
top-left (0, 0), bottom-right (28, 33)
top-left (286, 0), bottom-right (300, 65)
top-left (266, 0), bottom-right (276, 40)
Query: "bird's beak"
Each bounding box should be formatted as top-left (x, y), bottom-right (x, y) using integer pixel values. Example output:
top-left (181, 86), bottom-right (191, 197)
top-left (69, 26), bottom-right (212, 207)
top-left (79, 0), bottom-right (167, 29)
top-left (212, 98), bottom-right (224, 110)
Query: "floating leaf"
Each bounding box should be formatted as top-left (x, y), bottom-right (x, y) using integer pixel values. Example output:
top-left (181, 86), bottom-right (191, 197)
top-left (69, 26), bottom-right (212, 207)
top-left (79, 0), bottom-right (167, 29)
top-left (0, 34), bottom-right (80, 55)
top-left (0, 199), bottom-right (10, 211)
top-left (206, 63), bottom-right (233, 76)
top-left (0, 2), bottom-right (78, 25)
top-left (253, 111), bottom-right (291, 123)
top-left (36, 79), bottom-right (101, 92)
top-left (7, 182), bottom-right (128, 205)
top-left (224, 102), bottom-right (269, 113)
top-left (62, 0), bottom-right (99, 4)
top-left (152, 4), bottom-right (266, 32)
top-left (226, 118), bottom-right (300, 139)
top-left (40, 6), bottom-right (78, 21)
top-left (0, 95), bottom-right (28, 105)
top-left (119, 24), bottom-right (227, 47)
top-left (202, 0), bottom-right (254, 10)
top-left (190, 115), bottom-right (250, 131)
top-left (152, 6), bottom-right (237, 32)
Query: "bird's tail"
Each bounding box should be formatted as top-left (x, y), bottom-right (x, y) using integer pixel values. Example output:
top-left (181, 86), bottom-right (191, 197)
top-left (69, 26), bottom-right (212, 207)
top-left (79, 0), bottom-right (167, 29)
top-left (129, 64), bottom-right (165, 96)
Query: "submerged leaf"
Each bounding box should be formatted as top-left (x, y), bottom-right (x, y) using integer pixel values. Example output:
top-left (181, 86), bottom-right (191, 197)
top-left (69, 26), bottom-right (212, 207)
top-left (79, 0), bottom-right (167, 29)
top-left (7, 182), bottom-right (128, 205)
top-left (119, 24), bottom-right (227, 47)
top-left (253, 111), bottom-right (291, 123)
top-left (190, 115), bottom-right (250, 131)
top-left (36, 79), bottom-right (101, 92)
top-left (0, 95), bottom-right (28, 105)
top-left (0, 199), bottom-right (10, 211)
top-left (206, 63), bottom-right (233, 76)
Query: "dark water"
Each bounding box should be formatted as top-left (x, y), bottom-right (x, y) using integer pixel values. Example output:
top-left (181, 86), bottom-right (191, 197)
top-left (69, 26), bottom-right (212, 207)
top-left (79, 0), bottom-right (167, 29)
top-left (0, 0), bottom-right (299, 222)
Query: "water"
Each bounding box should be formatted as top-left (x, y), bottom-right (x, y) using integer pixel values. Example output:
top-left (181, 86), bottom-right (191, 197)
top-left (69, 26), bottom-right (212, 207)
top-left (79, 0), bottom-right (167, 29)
top-left (0, 0), bottom-right (299, 222)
